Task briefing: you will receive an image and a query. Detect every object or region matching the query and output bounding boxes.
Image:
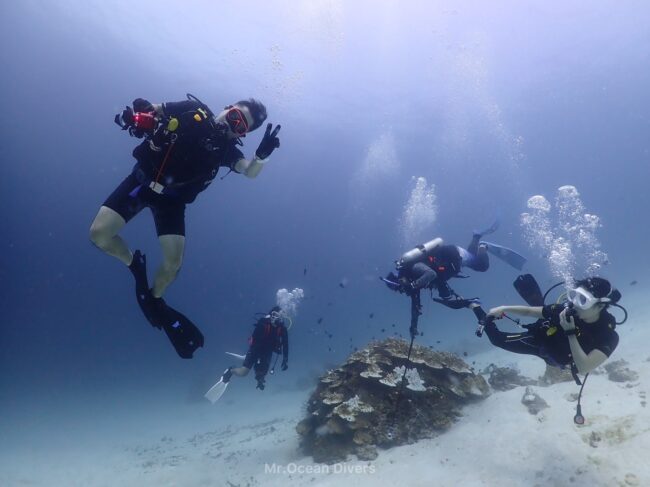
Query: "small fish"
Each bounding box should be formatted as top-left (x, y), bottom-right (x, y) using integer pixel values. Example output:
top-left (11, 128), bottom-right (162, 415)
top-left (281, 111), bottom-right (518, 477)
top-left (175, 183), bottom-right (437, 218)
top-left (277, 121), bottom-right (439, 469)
top-left (463, 351), bottom-right (468, 357)
top-left (317, 317), bottom-right (323, 324)
top-left (304, 267), bottom-right (307, 276)
top-left (436, 340), bottom-right (441, 344)
top-left (369, 313), bottom-right (374, 319)
top-left (328, 347), bottom-right (332, 352)
top-left (353, 347), bottom-right (358, 352)
top-left (391, 323), bottom-right (396, 328)
top-left (339, 282), bottom-right (345, 288)
top-left (327, 302), bottom-right (333, 306)
top-left (630, 280), bottom-right (638, 286)
top-left (381, 328), bottom-right (385, 333)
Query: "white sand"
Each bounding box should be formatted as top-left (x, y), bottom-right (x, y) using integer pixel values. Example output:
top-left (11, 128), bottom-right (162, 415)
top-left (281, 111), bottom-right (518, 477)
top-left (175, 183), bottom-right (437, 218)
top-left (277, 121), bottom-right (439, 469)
top-left (2, 300), bottom-right (648, 487)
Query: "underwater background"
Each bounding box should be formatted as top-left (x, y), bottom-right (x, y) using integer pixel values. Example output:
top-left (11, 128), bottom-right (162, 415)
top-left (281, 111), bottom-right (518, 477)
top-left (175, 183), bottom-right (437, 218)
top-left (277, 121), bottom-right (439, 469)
top-left (1, 1), bottom-right (649, 486)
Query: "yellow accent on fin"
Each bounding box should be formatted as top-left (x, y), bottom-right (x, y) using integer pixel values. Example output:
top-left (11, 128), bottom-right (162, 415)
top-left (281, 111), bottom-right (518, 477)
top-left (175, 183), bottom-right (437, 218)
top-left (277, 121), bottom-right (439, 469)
top-left (193, 113), bottom-right (202, 122)
top-left (546, 326), bottom-right (558, 336)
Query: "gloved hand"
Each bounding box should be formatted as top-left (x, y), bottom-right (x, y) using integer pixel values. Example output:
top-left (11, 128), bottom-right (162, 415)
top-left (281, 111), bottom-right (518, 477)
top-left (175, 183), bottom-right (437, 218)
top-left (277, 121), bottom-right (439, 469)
top-left (115, 106), bottom-right (135, 130)
top-left (559, 307), bottom-right (576, 332)
top-left (281, 361), bottom-right (288, 371)
top-left (115, 106), bottom-right (156, 138)
top-left (398, 277), bottom-right (413, 294)
top-left (255, 123), bottom-right (281, 159)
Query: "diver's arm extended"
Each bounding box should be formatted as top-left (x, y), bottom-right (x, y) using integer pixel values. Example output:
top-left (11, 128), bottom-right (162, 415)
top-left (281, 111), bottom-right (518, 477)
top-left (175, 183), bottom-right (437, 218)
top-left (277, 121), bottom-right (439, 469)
top-left (488, 305), bottom-right (544, 319)
top-left (234, 156), bottom-right (266, 178)
top-left (567, 336), bottom-right (609, 374)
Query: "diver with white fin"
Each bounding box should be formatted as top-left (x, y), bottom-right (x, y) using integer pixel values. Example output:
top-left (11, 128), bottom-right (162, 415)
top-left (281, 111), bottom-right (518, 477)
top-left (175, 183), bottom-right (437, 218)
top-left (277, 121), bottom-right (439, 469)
top-left (382, 221), bottom-right (525, 337)
top-left (205, 306), bottom-right (290, 403)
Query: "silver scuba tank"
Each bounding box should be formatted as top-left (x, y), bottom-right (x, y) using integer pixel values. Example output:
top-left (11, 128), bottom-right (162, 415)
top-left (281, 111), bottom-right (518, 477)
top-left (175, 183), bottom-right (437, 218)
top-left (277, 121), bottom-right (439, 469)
top-left (396, 237), bottom-right (443, 269)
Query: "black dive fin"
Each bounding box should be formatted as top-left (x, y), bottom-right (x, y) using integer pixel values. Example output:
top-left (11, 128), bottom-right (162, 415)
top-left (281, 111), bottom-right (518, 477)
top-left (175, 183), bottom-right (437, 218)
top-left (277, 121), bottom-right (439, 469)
top-left (129, 250), bottom-right (204, 358)
top-left (130, 250), bottom-right (161, 328)
top-left (157, 303), bottom-right (204, 359)
top-left (513, 274), bottom-right (545, 306)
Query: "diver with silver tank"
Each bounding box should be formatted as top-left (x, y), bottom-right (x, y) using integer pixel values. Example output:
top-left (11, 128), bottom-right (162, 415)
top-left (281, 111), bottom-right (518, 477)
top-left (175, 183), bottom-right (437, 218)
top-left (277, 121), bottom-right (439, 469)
top-left (383, 221), bottom-right (526, 338)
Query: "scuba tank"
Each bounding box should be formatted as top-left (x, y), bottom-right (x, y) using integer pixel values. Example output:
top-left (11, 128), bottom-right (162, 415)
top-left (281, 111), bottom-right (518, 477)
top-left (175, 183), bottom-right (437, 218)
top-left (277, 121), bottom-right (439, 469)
top-left (396, 238), bottom-right (443, 269)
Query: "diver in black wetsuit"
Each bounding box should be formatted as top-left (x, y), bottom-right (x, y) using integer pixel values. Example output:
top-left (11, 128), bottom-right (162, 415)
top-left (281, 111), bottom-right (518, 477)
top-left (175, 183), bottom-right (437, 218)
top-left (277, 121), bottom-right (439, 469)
top-left (89, 94), bottom-right (281, 336)
top-left (470, 277), bottom-right (622, 375)
top-left (382, 222), bottom-right (504, 338)
top-left (222, 307), bottom-right (290, 390)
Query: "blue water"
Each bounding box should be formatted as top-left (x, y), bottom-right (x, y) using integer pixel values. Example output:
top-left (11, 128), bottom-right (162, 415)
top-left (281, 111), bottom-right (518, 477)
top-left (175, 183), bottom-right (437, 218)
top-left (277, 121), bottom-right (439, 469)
top-left (1, 1), bottom-right (649, 484)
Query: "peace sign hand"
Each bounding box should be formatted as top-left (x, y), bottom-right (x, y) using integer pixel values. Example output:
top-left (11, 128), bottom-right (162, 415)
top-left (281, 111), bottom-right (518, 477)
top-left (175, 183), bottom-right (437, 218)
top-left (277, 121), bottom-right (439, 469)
top-left (255, 123), bottom-right (281, 160)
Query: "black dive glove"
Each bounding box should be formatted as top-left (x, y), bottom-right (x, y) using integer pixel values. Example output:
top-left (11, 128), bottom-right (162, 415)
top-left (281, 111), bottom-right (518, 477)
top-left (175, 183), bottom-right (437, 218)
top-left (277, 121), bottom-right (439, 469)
top-left (114, 99), bottom-right (155, 138)
top-left (255, 123), bottom-right (281, 159)
top-left (115, 106), bottom-right (135, 130)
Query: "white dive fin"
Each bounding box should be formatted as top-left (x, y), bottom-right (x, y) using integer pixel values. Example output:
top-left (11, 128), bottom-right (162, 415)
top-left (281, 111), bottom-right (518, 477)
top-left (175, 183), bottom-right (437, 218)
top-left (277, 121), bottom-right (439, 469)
top-left (205, 378), bottom-right (229, 404)
top-left (225, 352), bottom-right (246, 360)
top-left (205, 368), bottom-right (232, 404)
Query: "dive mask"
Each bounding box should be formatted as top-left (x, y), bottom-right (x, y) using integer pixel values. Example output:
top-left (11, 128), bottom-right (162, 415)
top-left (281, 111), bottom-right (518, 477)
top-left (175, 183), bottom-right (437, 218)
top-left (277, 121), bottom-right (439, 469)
top-left (567, 287), bottom-right (610, 310)
top-left (225, 106), bottom-right (249, 136)
top-left (269, 310), bottom-right (283, 324)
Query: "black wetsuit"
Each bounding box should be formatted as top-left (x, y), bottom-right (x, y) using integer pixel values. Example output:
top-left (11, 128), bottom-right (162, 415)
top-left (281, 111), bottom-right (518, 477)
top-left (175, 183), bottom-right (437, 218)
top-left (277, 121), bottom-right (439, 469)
top-left (399, 244), bottom-right (462, 293)
top-left (483, 304), bottom-right (619, 368)
top-left (104, 100), bottom-right (244, 236)
top-left (243, 318), bottom-right (289, 386)
top-left (398, 245), bottom-right (463, 335)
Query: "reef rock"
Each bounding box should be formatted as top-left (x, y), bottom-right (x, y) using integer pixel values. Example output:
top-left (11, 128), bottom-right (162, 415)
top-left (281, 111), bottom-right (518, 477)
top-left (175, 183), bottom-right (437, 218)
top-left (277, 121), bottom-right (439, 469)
top-left (296, 338), bottom-right (490, 463)
top-left (604, 360), bottom-right (639, 383)
top-left (483, 364), bottom-right (537, 391)
top-left (538, 364), bottom-right (575, 386)
top-left (521, 386), bottom-right (549, 415)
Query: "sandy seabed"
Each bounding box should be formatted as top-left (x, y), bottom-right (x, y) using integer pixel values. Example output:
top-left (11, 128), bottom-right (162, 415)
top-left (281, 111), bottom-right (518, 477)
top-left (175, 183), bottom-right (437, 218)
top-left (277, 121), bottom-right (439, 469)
top-left (2, 291), bottom-right (648, 487)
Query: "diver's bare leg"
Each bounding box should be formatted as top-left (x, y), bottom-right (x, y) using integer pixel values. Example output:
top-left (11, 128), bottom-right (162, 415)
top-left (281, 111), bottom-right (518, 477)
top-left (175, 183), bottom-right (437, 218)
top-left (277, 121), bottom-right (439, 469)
top-left (89, 206), bottom-right (132, 265)
top-left (231, 367), bottom-right (251, 377)
top-left (151, 234), bottom-right (185, 298)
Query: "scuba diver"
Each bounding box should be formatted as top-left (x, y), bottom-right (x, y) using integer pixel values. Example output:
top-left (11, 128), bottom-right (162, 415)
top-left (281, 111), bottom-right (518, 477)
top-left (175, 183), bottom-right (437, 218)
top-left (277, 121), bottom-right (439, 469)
top-left (472, 275), bottom-right (622, 375)
top-left (205, 306), bottom-right (290, 403)
top-left (382, 221), bottom-right (524, 338)
top-left (89, 95), bottom-right (281, 357)
top-left (469, 274), bottom-right (626, 423)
